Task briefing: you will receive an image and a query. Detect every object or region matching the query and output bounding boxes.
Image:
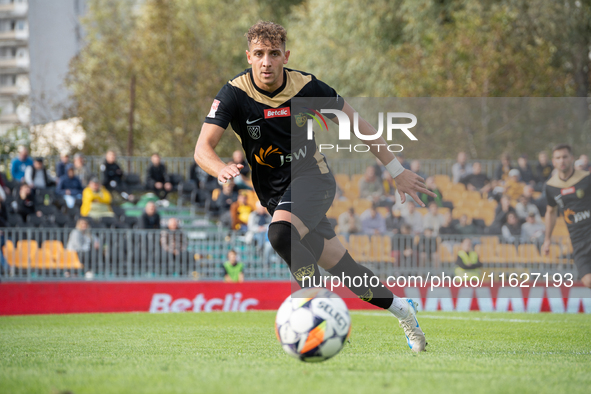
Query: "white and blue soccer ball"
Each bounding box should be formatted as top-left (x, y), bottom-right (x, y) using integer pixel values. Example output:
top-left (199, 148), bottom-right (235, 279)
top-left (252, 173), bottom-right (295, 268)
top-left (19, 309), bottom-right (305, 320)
top-left (275, 287), bottom-right (351, 362)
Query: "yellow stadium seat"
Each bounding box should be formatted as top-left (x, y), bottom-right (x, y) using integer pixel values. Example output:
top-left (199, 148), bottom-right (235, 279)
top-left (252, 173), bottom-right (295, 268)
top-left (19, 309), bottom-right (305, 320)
top-left (32, 248), bottom-right (57, 269)
top-left (496, 244), bottom-right (519, 263)
top-left (517, 244), bottom-right (542, 264)
top-left (334, 174), bottom-right (350, 189)
top-left (41, 240), bottom-right (65, 261)
top-left (56, 250), bottom-right (83, 269)
top-left (475, 244), bottom-right (496, 263)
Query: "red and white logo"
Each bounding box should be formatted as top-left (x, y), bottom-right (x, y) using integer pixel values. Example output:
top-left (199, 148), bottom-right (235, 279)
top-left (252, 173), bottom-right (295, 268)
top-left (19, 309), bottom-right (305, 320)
top-left (207, 99), bottom-right (220, 118)
top-left (264, 107), bottom-right (290, 119)
top-left (149, 292), bottom-right (259, 313)
top-left (561, 187), bottom-right (575, 196)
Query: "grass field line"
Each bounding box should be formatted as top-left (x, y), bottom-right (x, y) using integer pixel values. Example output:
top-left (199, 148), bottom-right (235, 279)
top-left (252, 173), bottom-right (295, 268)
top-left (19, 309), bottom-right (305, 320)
top-left (350, 311), bottom-right (567, 323)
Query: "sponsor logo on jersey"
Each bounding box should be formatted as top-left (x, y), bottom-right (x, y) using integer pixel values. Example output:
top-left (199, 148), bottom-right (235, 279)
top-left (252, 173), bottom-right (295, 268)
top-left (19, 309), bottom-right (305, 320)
top-left (253, 145), bottom-right (308, 168)
top-left (577, 189), bottom-right (585, 199)
top-left (254, 145), bottom-right (283, 168)
top-left (247, 125), bottom-right (261, 139)
top-left (207, 99), bottom-right (220, 118)
top-left (564, 208), bottom-right (591, 224)
top-left (561, 187), bottom-right (575, 196)
top-left (264, 107), bottom-right (290, 119)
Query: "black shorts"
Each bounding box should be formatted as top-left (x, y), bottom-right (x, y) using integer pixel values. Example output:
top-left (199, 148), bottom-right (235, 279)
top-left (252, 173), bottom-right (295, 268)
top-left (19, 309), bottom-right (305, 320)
top-left (573, 239), bottom-right (591, 279)
top-left (267, 172), bottom-right (337, 260)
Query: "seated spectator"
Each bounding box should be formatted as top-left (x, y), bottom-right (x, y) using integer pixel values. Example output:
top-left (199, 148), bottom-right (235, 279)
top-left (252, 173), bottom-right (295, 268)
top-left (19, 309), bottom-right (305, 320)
top-left (494, 153), bottom-right (513, 182)
top-left (420, 177), bottom-right (443, 207)
top-left (56, 165), bottom-right (84, 209)
top-left (516, 155), bottom-right (535, 186)
top-left (73, 153), bottom-right (92, 187)
top-left (160, 218), bottom-right (191, 273)
top-left (360, 203), bottom-right (386, 235)
top-left (452, 151), bottom-right (471, 183)
top-left (100, 150), bottom-right (124, 191)
top-left (379, 172), bottom-right (397, 206)
top-left (410, 160), bottom-right (427, 180)
top-left (358, 166), bottom-right (383, 200)
top-left (393, 224), bottom-right (415, 265)
top-left (417, 228), bottom-right (437, 265)
top-left (66, 218), bottom-right (100, 264)
top-left (439, 212), bottom-right (458, 235)
top-left (503, 169), bottom-right (525, 200)
top-left (146, 153), bottom-right (173, 199)
top-left (462, 162), bottom-right (492, 194)
top-left (455, 238), bottom-right (483, 279)
top-left (491, 195), bottom-right (516, 229)
top-left (81, 177), bottom-right (114, 219)
top-left (140, 201), bottom-right (161, 229)
top-left (14, 184), bottom-right (40, 222)
top-left (56, 153), bottom-right (70, 180)
top-left (246, 201), bottom-right (270, 246)
top-left (189, 161), bottom-right (218, 205)
top-left (515, 194), bottom-right (541, 222)
top-left (232, 149), bottom-right (251, 178)
top-left (385, 207), bottom-right (405, 234)
top-left (10, 145), bottom-right (33, 182)
top-left (338, 207), bottom-right (361, 240)
top-left (501, 212), bottom-right (521, 243)
top-left (223, 249), bottom-right (245, 283)
top-left (534, 151), bottom-right (553, 185)
top-left (215, 180), bottom-right (238, 226)
top-left (230, 192), bottom-right (252, 231)
top-left (423, 201), bottom-right (444, 235)
top-left (24, 158), bottom-right (54, 190)
top-left (456, 214), bottom-right (478, 235)
top-left (401, 202), bottom-right (423, 234)
top-left (578, 154), bottom-right (590, 171)
top-left (521, 212), bottom-right (545, 244)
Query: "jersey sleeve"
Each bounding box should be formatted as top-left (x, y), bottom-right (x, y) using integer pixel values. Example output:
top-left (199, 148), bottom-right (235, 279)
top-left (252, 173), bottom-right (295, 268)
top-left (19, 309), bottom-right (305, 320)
top-left (313, 78), bottom-right (344, 114)
top-left (544, 184), bottom-right (557, 207)
top-left (203, 83), bottom-right (238, 129)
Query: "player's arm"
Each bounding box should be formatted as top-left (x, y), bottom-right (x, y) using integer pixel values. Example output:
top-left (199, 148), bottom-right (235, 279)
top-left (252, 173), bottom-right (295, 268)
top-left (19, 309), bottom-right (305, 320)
top-left (194, 123), bottom-right (243, 183)
top-left (541, 204), bottom-right (557, 255)
top-left (338, 101), bottom-right (436, 207)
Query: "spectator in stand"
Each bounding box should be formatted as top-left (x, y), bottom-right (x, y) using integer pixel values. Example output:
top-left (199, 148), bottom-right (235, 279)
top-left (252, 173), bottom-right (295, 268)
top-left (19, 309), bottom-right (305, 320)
top-left (360, 203), bottom-right (386, 235)
top-left (521, 184), bottom-right (546, 217)
top-left (492, 195), bottom-right (516, 230)
top-left (455, 238), bottom-right (483, 279)
top-left (56, 165), bottom-right (83, 209)
top-left (10, 145), bottom-right (33, 182)
top-left (0, 193), bottom-right (8, 227)
top-left (223, 249), bottom-right (244, 283)
top-left (401, 202), bottom-right (423, 234)
top-left (394, 224), bottom-right (415, 265)
top-left (420, 176), bottom-right (443, 207)
top-left (397, 152), bottom-right (411, 170)
top-left (338, 207), bottom-right (361, 240)
top-left (501, 212), bottom-right (521, 243)
top-left (160, 218), bottom-right (191, 274)
top-left (456, 214), bottom-right (478, 235)
top-left (494, 153), bottom-right (513, 182)
top-left (140, 201), bottom-right (161, 229)
top-left (521, 212), bottom-right (545, 244)
top-left (24, 158), bottom-right (54, 190)
top-left (66, 218), bottom-right (100, 265)
top-left (452, 151), bottom-right (471, 183)
top-left (100, 150), bottom-right (124, 191)
top-left (81, 177), bottom-right (114, 219)
top-left (423, 201), bottom-right (444, 235)
top-left (578, 154), bottom-right (590, 171)
top-left (416, 228), bottom-right (437, 266)
top-left (385, 207), bottom-right (405, 235)
top-left (534, 151), bottom-right (553, 185)
top-left (410, 160), bottom-right (427, 180)
top-left (380, 172), bottom-right (397, 206)
top-left (56, 153), bottom-right (70, 180)
top-left (189, 161), bottom-right (218, 205)
top-left (503, 169), bottom-right (525, 200)
top-left (358, 166), bottom-right (383, 200)
top-left (246, 201), bottom-right (271, 246)
top-left (517, 155), bottom-right (535, 186)
top-left (439, 212), bottom-right (458, 235)
top-left (462, 162), bottom-right (492, 194)
top-left (515, 193), bottom-right (542, 222)
top-left (230, 192), bottom-right (252, 231)
top-left (575, 159), bottom-right (585, 170)
top-left (214, 180), bottom-right (238, 224)
top-left (73, 153), bottom-right (92, 187)
top-left (232, 149), bottom-right (251, 178)
top-left (372, 157), bottom-right (385, 178)
top-left (14, 184), bottom-right (40, 222)
top-left (146, 153), bottom-right (173, 199)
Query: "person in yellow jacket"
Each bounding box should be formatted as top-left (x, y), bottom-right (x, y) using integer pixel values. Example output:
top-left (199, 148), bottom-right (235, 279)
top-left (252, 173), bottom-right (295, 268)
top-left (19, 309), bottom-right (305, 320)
top-left (455, 238), bottom-right (483, 279)
top-left (81, 177), bottom-right (114, 219)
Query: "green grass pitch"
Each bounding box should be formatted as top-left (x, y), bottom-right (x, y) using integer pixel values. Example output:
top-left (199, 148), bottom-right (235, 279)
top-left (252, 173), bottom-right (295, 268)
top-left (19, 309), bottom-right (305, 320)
top-left (1, 311), bottom-right (590, 394)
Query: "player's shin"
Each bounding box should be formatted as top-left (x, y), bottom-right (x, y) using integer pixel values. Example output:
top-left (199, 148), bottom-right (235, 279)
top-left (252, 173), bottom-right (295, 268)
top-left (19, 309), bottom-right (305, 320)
top-left (268, 221), bottom-right (322, 288)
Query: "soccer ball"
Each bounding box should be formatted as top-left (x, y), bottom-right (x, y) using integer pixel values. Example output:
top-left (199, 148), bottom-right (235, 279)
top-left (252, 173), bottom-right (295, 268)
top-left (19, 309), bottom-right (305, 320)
top-left (275, 287), bottom-right (351, 362)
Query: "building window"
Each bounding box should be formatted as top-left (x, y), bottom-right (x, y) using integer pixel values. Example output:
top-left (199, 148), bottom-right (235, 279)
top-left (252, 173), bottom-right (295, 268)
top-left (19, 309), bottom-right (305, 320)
top-left (0, 75), bottom-right (16, 86)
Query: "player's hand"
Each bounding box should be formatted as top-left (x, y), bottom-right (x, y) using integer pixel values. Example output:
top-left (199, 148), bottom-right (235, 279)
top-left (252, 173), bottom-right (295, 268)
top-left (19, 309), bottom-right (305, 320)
top-left (218, 163), bottom-right (244, 183)
top-left (541, 239), bottom-right (551, 256)
top-left (394, 169), bottom-right (436, 207)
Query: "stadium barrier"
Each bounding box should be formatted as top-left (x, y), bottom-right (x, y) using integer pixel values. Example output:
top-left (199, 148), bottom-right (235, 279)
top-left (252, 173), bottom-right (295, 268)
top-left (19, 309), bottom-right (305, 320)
top-left (0, 227), bottom-right (578, 281)
top-left (0, 281), bottom-right (589, 315)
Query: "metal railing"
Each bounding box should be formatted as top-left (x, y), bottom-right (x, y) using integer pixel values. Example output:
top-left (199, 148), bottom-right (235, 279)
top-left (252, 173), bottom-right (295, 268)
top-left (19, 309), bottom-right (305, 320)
top-left (0, 227), bottom-right (576, 282)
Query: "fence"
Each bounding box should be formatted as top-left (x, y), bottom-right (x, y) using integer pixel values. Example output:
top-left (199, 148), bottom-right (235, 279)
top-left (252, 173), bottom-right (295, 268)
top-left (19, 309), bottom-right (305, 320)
top-left (0, 227), bottom-right (577, 282)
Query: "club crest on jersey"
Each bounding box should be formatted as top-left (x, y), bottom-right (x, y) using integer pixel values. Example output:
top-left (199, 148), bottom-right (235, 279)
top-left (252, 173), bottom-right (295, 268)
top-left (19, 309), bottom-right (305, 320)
top-left (247, 125), bottom-right (261, 139)
top-left (576, 189), bottom-right (585, 199)
top-left (295, 113), bottom-right (307, 127)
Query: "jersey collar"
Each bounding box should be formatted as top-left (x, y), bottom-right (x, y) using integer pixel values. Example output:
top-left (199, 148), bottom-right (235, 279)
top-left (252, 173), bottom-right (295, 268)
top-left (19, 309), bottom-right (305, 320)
top-left (249, 68), bottom-right (288, 98)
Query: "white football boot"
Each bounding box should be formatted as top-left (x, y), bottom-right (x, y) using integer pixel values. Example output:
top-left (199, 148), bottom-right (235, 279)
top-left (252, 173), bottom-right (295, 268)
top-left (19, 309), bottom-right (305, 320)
top-left (399, 299), bottom-right (427, 353)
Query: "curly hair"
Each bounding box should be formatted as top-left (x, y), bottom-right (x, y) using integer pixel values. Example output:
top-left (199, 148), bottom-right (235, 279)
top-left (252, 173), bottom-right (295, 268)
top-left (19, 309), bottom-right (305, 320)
top-left (245, 21), bottom-right (287, 48)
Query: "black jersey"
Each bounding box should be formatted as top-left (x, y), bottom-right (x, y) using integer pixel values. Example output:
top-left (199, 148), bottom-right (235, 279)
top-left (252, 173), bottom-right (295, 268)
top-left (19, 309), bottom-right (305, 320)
top-left (204, 68), bottom-right (343, 207)
top-left (545, 169), bottom-right (591, 244)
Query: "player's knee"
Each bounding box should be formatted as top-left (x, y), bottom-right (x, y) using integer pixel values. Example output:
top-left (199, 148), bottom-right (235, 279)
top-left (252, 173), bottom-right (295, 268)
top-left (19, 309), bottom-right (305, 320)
top-left (581, 274), bottom-right (591, 289)
top-left (267, 221), bottom-right (299, 257)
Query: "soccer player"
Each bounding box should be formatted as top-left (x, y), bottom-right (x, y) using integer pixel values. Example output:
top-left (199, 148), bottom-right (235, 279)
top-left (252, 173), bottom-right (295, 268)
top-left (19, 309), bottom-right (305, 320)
top-left (194, 21), bottom-right (434, 352)
top-left (542, 144), bottom-right (591, 289)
